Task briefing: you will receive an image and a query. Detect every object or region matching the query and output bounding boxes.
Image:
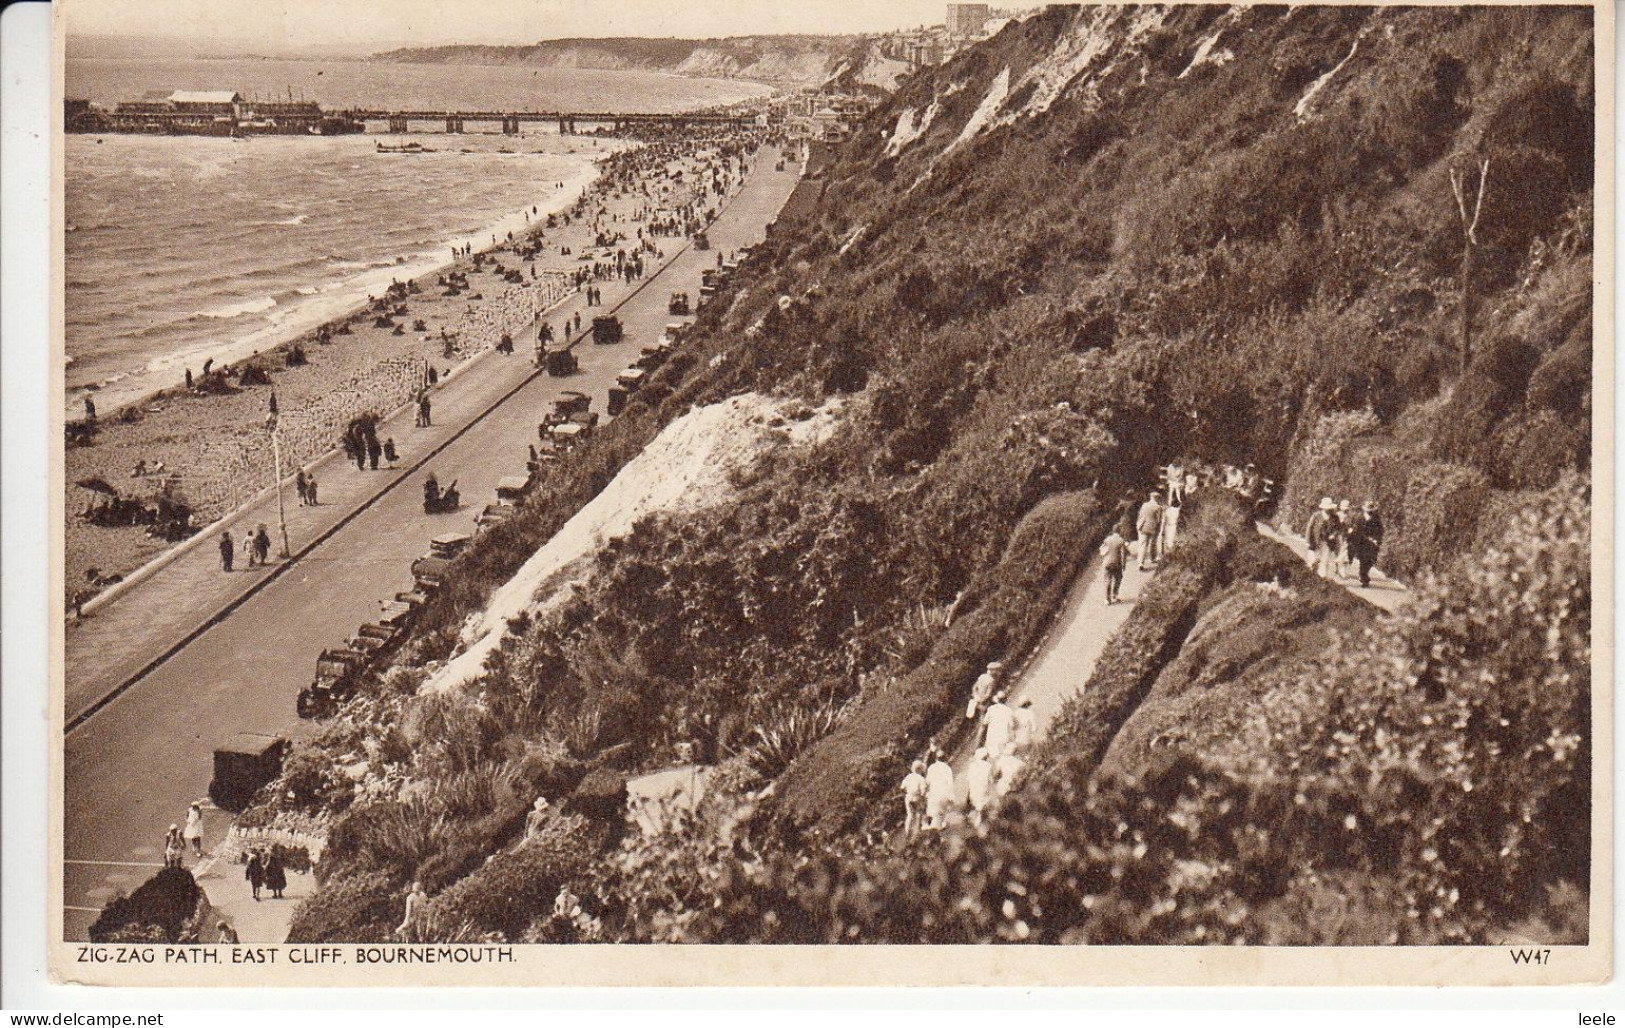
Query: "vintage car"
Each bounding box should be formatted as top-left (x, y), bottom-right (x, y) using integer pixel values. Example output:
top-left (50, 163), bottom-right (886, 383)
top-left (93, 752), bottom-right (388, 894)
top-left (210, 733), bottom-right (290, 810)
top-left (591, 316), bottom-right (624, 345)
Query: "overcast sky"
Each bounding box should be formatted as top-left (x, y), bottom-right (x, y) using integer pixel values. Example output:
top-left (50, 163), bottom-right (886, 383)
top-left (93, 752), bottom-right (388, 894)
top-left (63, 0), bottom-right (958, 51)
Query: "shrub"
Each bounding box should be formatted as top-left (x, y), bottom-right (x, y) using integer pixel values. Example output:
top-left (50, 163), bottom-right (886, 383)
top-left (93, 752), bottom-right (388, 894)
top-left (1379, 462), bottom-right (1489, 581)
top-left (568, 768), bottom-right (630, 825)
top-left (745, 700), bottom-right (847, 781)
top-left (287, 874), bottom-right (402, 943)
top-left (89, 867), bottom-right (203, 943)
top-left (415, 815), bottom-right (607, 942)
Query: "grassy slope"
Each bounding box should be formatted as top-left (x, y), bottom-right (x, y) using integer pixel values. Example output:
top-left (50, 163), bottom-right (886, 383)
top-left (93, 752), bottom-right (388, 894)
top-left (268, 5), bottom-right (1591, 942)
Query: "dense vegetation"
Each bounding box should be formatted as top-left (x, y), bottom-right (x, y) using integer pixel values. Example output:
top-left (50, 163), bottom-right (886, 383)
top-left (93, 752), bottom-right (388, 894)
top-left (260, 4), bottom-right (1592, 945)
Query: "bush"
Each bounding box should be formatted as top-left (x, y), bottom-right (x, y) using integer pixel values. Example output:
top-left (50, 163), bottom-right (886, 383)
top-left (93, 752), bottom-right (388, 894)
top-left (1379, 462), bottom-right (1489, 581)
top-left (415, 815), bottom-right (606, 942)
top-left (568, 768), bottom-right (630, 825)
top-left (89, 867), bottom-right (203, 943)
top-left (287, 874), bottom-right (402, 943)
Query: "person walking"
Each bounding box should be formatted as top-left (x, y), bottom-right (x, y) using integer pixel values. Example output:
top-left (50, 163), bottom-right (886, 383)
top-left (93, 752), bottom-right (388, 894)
top-left (306, 477), bottom-right (319, 506)
top-left (966, 660), bottom-right (1001, 721)
top-left (397, 881), bottom-right (426, 937)
top-left (183, 802), bottom-right (204, 856)
top-left (242, 529), bottom-right (258, 569)
top-left (1099, 527), bottom-right (1128, 604)
top-left (1165, 463), bottom-right (1185, 506)
top-left (900, 760), bottom-right (928, 837)
top-left (982, 691), bottom-right (1016, 758)
top-left (219, 532), bottom-right (235, 572)
top-left (245, 850), bottom-right (265, 901)
top-left (163, 824), bottom-right (185, 869)
top-left (1348, 500), bottom-right (1385, 588)
top-left (1012, 697), bottom-right (1036, 754)
top-left (993, 749), bottom-right (1027, 800)
top-left (216, 921), bottom-right (239, 945)
top-left (1306, 497), bottom-right (1337, 578)
top-left (295, 470), bottom-right (310, 506)
top-left (1335, 500), bottom-right (1355, 577)
top-left (924, 753), bottom-right (956, 831)
top-left (383, 438), bottom-right (398, 466)
top-left (366, 433), bottom-right (383, 471)
top-left (1161, 494), bottom-right (1182, 556)
top-left (418, 394), bottom-right (432, 428)
top-left (253, 525), bottom-right (271, 566)
top-left (1136, 491), bottom-right (1164, 570)
top-left (965, 748), bottom-right (995, 827)
top-left (264, 851), bottom-right (287, 899)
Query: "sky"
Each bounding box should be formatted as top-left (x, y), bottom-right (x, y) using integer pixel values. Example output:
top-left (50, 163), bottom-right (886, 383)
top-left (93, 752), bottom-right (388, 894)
top-left (62, 0), bottom-right (960, 53)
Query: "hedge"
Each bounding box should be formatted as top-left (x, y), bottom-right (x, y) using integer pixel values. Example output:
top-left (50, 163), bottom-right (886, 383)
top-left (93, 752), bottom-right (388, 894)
top-left (415, 815), bottom-right (609, 942)
top-left (773, 490), bottom-right (1105, 838)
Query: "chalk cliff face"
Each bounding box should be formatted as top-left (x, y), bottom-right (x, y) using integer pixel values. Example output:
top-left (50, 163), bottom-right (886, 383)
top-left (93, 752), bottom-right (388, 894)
top-left (371, 36), bottom-right (882, 89)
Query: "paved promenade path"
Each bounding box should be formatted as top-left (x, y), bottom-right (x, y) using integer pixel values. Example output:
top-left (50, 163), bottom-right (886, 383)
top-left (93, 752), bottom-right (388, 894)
top-left (62, 146), bottom-right (802, 942)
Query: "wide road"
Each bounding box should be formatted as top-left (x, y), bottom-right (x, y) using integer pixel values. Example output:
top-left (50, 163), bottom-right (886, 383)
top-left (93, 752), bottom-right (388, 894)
top-left (62, 145), bottom-right (801, 940)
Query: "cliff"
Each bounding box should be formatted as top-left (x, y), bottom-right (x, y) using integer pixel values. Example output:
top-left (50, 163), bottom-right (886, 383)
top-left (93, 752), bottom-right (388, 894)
top-left (371, 35), bottom-right (881, 89)
top-left (278, 4), bottom-right (1594, 947)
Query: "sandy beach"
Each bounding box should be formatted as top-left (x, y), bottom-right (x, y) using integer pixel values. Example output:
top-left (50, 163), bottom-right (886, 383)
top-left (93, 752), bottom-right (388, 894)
top-left (65, 128), bottom-right (754, 596)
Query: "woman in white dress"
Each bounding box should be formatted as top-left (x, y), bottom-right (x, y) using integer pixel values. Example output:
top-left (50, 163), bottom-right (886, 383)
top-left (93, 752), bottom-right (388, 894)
top-left (183, 802), bottom-right (204, 856)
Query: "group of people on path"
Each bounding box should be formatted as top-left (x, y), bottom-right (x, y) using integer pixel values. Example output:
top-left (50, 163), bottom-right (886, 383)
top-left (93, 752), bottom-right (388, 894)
top-left (901, 660), bottom-right (1036, 836)
top-left (1304, 496), bottom-right (1385, 587)
top-left (162, 802), bottom-right (206, 869)
top-left (244, 846), bottom-right (288, 902)
top-left (218, 524), bottom-right (273, 572)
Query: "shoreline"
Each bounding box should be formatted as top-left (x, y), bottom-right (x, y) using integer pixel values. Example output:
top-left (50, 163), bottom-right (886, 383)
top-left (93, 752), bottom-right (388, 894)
top-left (65, 127), bottom-right (753, 593)
top-left (66, 137), bottom-right (619, 418)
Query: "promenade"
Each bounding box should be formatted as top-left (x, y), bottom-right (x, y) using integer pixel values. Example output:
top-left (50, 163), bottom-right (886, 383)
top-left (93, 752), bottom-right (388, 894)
top-left (62, 145), bottom-right (802, 941)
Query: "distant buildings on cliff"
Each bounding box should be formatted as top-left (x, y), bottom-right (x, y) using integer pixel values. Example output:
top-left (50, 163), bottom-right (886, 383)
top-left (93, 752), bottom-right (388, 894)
top-left (878, 3), bottom-right (1027, 71)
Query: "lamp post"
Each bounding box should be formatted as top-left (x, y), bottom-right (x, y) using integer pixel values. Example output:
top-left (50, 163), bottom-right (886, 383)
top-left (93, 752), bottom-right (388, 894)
top-left (268, 411), bottom-right (290, 559)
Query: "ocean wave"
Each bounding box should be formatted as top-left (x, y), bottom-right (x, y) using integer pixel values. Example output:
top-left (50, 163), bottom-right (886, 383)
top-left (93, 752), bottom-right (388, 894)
top-left (194, 296), bottom-right (277, 319)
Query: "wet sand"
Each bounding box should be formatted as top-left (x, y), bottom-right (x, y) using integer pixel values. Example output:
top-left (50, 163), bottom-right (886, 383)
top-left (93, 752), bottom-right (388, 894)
top-left (65, 134), bottom-right (740, 595)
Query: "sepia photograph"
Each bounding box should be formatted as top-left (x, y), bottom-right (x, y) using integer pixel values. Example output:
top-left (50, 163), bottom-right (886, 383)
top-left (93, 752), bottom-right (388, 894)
top-left (47, 0), bottom-right (1608, 987)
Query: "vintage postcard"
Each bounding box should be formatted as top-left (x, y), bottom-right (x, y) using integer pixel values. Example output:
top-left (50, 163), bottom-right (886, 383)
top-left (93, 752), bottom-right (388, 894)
top-left (48, 0), bottom-right (1612, 987)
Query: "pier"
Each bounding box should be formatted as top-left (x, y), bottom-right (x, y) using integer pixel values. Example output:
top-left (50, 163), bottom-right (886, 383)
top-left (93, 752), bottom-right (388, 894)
top-left (354, 109), bottom-right (758, 135)
top-left (68, 95), bottom-right (761, 137)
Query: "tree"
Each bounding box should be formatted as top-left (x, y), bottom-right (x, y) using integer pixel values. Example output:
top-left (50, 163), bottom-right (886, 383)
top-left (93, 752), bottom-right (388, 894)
top-left (1449, 157), bottom-right (1490, 374)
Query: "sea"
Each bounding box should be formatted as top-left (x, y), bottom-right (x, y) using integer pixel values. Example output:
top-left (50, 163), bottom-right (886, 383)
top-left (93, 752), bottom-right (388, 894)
top-left (64, 57), bottom-right (772, 410)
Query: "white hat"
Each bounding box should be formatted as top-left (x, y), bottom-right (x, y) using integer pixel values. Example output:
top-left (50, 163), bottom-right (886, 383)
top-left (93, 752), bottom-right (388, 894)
top-left (1338, 500), bottom-right (1351, 511)
top-left (1319, 497), bottom-right (1335, 510)
top-left (988, 660), bottom-right (1004, 671)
